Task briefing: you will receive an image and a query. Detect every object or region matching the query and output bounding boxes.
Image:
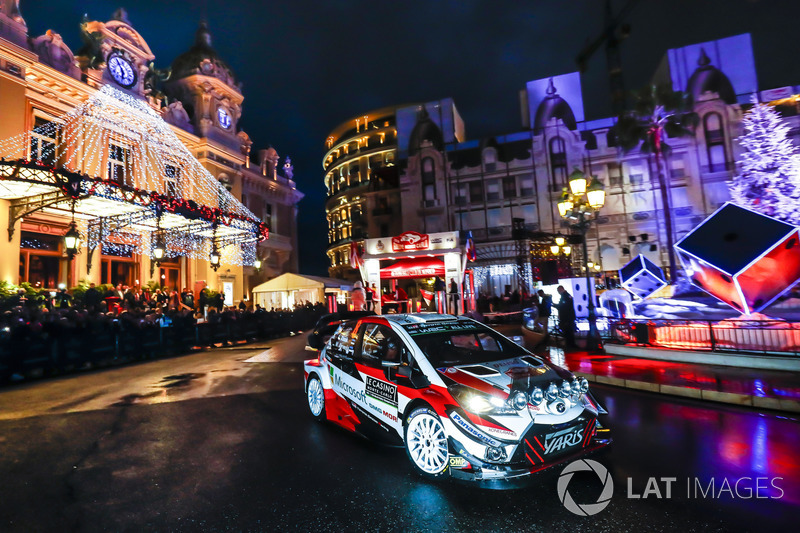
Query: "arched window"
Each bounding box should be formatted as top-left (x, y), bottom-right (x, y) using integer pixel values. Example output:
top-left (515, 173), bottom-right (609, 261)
top-left (422, 157), bottom-right (436, 204)
top-left (704, 112), bottom-right (727, 172)
top-left (549, 137), bottom-right (567, 192)
top-left (484, 149), bottom-right (497, 172)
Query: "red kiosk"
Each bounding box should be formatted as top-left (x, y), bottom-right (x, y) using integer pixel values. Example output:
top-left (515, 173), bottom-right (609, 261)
top-left (361, 231), bottom-right (474, 315)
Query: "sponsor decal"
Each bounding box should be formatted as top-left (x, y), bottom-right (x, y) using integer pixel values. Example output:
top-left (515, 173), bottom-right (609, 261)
top-left (446, 367), bottom-right (457, 374)
top-left (332, 370), bottom-right (367, 404)
top-left (365, 376), bottom-right (398, 407)
top-left (448, 411), bottom-right (503, 447)
top-left (504, 366), bottom-right (546, 379)
top-left (449, 456), bottom-right (470, 469)
top-left (404, 322), bottom-right (481, 336)
top-left (484, 426), bottom-right (517, 438)
top-left (392, 231), bottom-right (430, 252)
top-left (544, 425), bottom-right (584, 455)
top-left (376, 240), bottom-right (385, 252)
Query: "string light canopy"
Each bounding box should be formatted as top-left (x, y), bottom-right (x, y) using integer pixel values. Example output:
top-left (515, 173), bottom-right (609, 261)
top-left (0, 85), bottom-right (267, 267)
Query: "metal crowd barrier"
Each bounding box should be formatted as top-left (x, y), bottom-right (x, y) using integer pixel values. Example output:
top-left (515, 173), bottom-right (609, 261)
top-left (0, 311), bottom-right (323, 383)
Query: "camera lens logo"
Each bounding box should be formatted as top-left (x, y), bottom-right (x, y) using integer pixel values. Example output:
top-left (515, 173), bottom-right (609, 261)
top-left (557, 459), bottom-right (614, 516)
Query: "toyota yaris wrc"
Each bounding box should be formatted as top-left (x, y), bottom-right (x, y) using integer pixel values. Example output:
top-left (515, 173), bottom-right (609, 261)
top-left (303, 314), bottom-right (611, 488)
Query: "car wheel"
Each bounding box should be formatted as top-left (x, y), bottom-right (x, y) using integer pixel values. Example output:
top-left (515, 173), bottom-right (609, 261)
top-left (404, 407), bottom-right (449, 478)
top-left (306, 375), bottom-right (326, 421)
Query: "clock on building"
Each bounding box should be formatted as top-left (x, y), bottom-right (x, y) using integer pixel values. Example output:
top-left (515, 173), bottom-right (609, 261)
top-left (217, 107), bottom-right (232, 129)
top-left (108, 53), bottom-right (136, 89)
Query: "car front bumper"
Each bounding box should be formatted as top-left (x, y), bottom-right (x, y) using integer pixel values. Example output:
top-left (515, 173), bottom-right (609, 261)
top-left (446, 431), bottom-right (612, 490)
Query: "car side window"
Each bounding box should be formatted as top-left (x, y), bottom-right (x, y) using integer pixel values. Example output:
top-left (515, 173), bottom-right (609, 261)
top-left (329, 321), bottom-right (358, 358)
top-left (357, 324), bottom-right (408, 367)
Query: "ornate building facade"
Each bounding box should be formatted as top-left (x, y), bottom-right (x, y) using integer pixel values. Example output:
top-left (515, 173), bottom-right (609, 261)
top-left (324, 33), bottom-right (800, 295)
top-left (322, 106), bottom-right (404, 279)
top-left (0, 4), bottom-right (301, 301)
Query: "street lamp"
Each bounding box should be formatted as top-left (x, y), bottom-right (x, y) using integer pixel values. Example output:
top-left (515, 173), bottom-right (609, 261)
top-left (558, 167), bottom-right (606, 352)
top-left (253, 257), bottom-right (262, 271)
top-left (152, 236), bottom-right (166, 264)
top-left (210, 245), bottom-right (221, 271)
top-left (64, 221), bottom-right (80, 260)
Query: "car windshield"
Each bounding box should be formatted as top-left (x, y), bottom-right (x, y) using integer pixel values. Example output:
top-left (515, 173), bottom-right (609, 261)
top-left (405, 322), bottom-right (528, 367)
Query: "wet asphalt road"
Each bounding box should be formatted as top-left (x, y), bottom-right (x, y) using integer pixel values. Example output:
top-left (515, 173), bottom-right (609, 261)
top-left (0, 336), bottom-right (798, 532)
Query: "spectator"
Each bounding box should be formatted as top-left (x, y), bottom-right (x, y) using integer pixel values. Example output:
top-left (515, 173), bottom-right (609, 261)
top-left (536, 290), bottom-right (552, 332)
top-left (84, 283), bottom-right (101, 312)
top-left (448, 278), bottom-right (460, 315)
top-left (555, 286), bottom-right (577, 349)
top-left (351, 281), bottom-right (366, 311)
top-left (365, 283), bottom-right (374, 311)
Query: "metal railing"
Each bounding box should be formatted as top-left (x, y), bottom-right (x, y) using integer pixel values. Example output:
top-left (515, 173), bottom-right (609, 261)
top-left (0, 310), bottom-right (326, 384)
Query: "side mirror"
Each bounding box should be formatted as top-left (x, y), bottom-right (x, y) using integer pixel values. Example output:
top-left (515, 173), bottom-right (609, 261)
top-left (307, 332), bottom-right (322, 350)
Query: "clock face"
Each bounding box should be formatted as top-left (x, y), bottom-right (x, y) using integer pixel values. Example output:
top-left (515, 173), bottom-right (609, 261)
top-left (217, 107), bottom-right (232, 129)
top-left (108, 54), bottom-right (136, 88)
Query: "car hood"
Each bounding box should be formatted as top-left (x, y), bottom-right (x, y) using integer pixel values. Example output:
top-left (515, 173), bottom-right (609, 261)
top-left (437, 356), bottom-right (571, 399)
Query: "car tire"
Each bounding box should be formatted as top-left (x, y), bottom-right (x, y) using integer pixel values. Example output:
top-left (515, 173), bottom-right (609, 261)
top-left (404, 406), bottom-right (449, 478)
top-left (306, 374), bottom-right (326, 422)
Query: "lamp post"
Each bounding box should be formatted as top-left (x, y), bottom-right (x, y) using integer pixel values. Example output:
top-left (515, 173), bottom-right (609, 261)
top-left (557, 168), bottom-right (606, 352)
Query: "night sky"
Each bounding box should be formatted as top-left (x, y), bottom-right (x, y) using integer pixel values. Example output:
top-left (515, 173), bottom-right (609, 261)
top-left (23, 0), bottom-right (800, 275)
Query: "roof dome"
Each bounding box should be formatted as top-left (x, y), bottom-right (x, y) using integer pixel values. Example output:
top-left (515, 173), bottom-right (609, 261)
top-left (170, 22), bottom-right (238, 88)
top-left (534, 78), bottom-right (577, 133)
top-left (408, 107), bottom-right (444, 155)
top-left (686, 48), bottom-right (736, 104)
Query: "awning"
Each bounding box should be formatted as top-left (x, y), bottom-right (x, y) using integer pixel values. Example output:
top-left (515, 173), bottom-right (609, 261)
top-left (381, 258), bottom-right (445, 279)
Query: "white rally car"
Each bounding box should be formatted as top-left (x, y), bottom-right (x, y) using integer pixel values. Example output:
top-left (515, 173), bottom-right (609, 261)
top-left (303, 314), bottom-right (611, 488)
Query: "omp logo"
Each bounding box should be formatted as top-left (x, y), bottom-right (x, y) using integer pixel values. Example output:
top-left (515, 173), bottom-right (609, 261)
top-left (544, 426), bottom-right (584, 455)
top-left (557, 459), bottom-right (614, 516)
top-left (332, 371), bottom-right (366, 403)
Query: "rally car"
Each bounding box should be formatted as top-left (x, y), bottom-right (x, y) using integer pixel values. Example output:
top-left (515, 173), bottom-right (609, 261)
top-left (303, 314), bottom-right (611, 488)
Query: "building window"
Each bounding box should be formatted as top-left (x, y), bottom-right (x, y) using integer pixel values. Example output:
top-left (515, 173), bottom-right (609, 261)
top-left (520, 175), bottom-right (534, 197)
top-left (486, 179), bottom-right (500, 201)
top-left (451, 183), bottom-right (468, 205)
top-left (165, 164), bottom-right (179, 198)
top-left (469, 181), bottom-right (484, 203)
top-left (628, 164), bottom-right (644, 187)
top-left (484, 149), bottom-right (497, 172)
top-left (422, 157), bottom-right (436, 204)
top-left (263, 204), bottom-right (272, 230)
top-left (30, 117), bottom-right (58, 166)
top-left (704, 112), bottom-right (727, 172)
top-left (608, 163), bottom-right (622, 187)
top-left (503, 176), bottom-right (517, 199)
top-left (549, 137), bottom-right (567, 192)
top-left (19, 231), bottom-right (61, 289)
top-left (670, 158), bottom-right (686, 180)
top-left (108, 142), bottom-right (132, 186)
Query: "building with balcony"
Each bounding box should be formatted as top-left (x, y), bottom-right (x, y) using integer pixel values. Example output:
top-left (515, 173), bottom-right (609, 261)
top-left (322, 106), bottom-right (404, 279)
top-left (0, 5), bottom-right (302, 303)
top-left (329, 33), bottom-right (800, 296)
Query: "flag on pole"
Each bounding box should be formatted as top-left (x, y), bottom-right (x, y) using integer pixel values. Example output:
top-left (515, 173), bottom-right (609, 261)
top-left (349, 241), bottom-right (363, 269)
top-left (465, 231), bottom-right (476, 262)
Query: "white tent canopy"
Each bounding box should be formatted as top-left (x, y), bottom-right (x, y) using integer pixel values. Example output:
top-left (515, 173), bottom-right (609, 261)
top-left (251, 273), bottom-right (351, 310)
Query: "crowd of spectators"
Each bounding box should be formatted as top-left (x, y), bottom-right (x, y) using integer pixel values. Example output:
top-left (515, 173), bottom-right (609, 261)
top-left (0, 283), bottom-right (327, 381)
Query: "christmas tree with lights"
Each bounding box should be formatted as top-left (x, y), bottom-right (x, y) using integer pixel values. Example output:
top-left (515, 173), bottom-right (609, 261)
top-left (729, 98), bottom-right (800, 225)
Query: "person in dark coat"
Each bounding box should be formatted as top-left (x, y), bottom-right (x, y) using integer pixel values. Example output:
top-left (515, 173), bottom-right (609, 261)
top-left (555, 286), bottom-right (577, 349)
top-left (84, 283), bottom-right (101, 312)
top-left (536, 290), bottom-right (552, 332)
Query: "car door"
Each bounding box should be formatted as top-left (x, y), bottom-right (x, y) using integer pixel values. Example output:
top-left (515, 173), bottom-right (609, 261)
top-left (326, 320), bottom-right (366, 405)
top-left (353, 323), bottom-right (410, 435)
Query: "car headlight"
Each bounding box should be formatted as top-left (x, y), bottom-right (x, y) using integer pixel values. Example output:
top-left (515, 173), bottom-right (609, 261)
top-left (545, 383), bottom-right (559, 402)
top-left (559, 380), bottom-right (572, 398)
top-left (580, 377), bottom-right (589, 393)
top-left (449, 385), bottom-right (517, 415)
top-left (509, 390), bottom-right (528, 410)
top-left (529, 387), bottom-right (544, 406)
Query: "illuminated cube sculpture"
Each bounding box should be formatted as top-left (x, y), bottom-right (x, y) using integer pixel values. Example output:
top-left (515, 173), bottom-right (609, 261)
top-left (675, 202), bottom-right (800, 314)
top-left (557, 277), bottom-right (596, 318)
top-left (619, 254), bottom-right (667, 299)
